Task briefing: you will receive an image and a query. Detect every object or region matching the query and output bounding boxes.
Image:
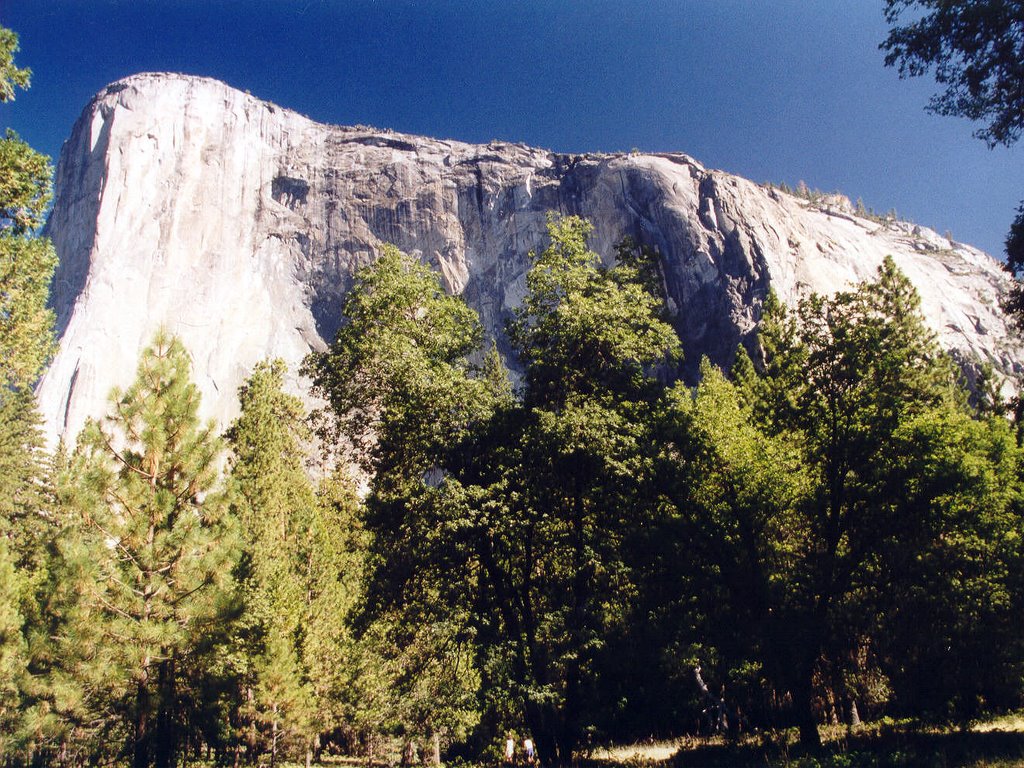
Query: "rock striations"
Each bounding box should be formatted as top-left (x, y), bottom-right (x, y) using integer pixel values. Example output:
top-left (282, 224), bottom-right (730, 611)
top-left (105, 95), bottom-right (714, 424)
top-left (38, 72), bottom-right (1023, 444)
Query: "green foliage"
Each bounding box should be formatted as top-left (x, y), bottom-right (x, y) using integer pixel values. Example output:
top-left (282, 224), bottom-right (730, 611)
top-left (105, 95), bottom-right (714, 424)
top-left (0, 539), bottom-right (30, 755)
top-left (306, 244), bottom-right (492, 758)
top-left (300, 472), bottom-right (370, 741)
top-left (510, 215), bottom-right (681, 405)
top-left (0, 91), bottom-right (57, 394)
top-left (0, 391), bottom-right (50, 568)
top-left (304, 244), bottom-right (486, 476)
top-left (58, 332), bottom-right (240, 768)
top-left (0, 233), bottom-right (56, 390)
top-left (0, 28), bottom-right (30, 104)
top-left (307, 220), bottom-right (685, 760)
top-left (733, 289), bottom-right (806, 431)
top-left (970, 362), bottom-right (1008, 417)
top-left (447, 217), bottom-right (680, 757)
top-left (697, 257), bottom-right (1021, 745)
top-left (228, 359), bottom-right (370, 763)
top-left (0, 37), bottom-right (57, 395)
top-left (0, 130), bottom-right (52, 235)
top-left (1001, 203), bottom-right (1024, 327)
top-left (228, 359), bottom-right (318, 761)
top-left (881, 1), bottom-right (1024, 148)
top-left (0, 394), bottom-right (53, 762)
top-left (0, 28), bottom-right (59, 765)
top-left (0, 193), bottom-right (1016, 765)
top-left (307, 222), bottom-right (1024, 759)
top-left (879, 405), bottom-right (1024, 718)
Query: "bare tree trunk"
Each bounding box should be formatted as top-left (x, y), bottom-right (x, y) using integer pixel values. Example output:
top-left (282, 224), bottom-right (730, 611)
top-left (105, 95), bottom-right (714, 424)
top-left (430, 728), bottom-right (441, 766)
top-left (848, 698), bottom-right (861, 727)
top-left (794, 675), bottom-right (821, 750)
top-left (827, 685), bottom-right (840, 725)
top-left (134, 681), bottom-right (150, 768)
top-left (401, 739), bottom-right (416, 766)
top-left (245, 686), bottom-right (258, 764)
top-left (154, 658), bottom-right (177, 768)
top-left (269, 702), bottom-right (279, 768)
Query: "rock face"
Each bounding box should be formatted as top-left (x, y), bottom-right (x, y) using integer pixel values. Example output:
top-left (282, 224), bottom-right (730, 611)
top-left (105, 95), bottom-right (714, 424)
top-left (38, 72), bottom-right (1023, 444)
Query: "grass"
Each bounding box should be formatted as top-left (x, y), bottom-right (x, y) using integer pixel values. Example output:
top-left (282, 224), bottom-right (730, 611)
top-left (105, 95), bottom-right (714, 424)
top-left (577, 714), bottom-right (1024, 768)
top-left (212, 715), bottom-right (1024, 767)
top-left (587, 739), bottom-right (686, 763)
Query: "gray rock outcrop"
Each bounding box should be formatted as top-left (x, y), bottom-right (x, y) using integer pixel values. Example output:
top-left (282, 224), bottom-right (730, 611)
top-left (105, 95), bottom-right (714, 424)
top-left (38, 73), bottom-right (1023, 444)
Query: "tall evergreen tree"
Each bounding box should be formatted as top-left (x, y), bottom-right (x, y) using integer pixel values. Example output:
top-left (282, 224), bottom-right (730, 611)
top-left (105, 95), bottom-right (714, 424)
top-left (228, 359), bottom-right (370, 766)
top-left (300, 471), bottom-right (379, 759)
top-left (228, 360), bottom-right (317, 765)
top-left (0, 539), bottom-right (30, 755)
top-left (59, 332), bottom-right (239, 768)
top-left (0, 26), bottom-right (58, 764)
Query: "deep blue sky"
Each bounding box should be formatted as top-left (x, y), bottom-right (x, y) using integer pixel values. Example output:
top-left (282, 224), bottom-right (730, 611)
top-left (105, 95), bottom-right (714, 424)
top-left (2, 0), bottom-right (1019, 257)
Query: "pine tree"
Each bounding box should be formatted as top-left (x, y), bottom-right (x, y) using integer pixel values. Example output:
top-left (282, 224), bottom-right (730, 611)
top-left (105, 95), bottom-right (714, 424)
top-left (0, 27), bottom-right (58, 764)
top-left (0, 539), bottom-right (30, 755)
top-left (230, 360), bottom-right (374, 765)
top-left (59, 332), bottom-right (239, 768)
top-left (300, 471), bottom-right (377, 758)
top-left (229, 360), bottom-right (319, 765)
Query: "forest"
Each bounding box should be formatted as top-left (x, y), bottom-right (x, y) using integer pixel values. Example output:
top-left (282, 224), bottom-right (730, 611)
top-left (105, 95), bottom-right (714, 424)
top-left (4, 11), bottom-right (1024, 768)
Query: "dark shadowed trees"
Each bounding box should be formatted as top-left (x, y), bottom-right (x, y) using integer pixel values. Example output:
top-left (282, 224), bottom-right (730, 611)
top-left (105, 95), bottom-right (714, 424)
top-left (882, 0), bottom-right (1024, 148)
top-left (679, 258), bottom-right (1024, 747)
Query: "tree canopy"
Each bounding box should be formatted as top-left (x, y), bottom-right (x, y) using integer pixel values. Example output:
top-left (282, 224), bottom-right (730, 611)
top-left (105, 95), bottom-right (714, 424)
top-left (881, 2), bottom-right (1024, 326)
top-left (881, 0), bottom-right (1024, 148)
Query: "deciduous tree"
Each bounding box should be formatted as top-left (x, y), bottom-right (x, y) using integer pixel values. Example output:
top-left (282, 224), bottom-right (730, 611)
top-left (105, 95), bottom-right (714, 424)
top-left (881, 2), bottom-right (1024, 326)
top-left (305, 246), bottom-right (491, 758)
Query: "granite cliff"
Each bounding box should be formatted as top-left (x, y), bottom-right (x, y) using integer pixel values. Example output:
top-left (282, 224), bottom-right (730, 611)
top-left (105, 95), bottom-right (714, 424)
top-left (38, 73), bottom-right (1023, 443)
